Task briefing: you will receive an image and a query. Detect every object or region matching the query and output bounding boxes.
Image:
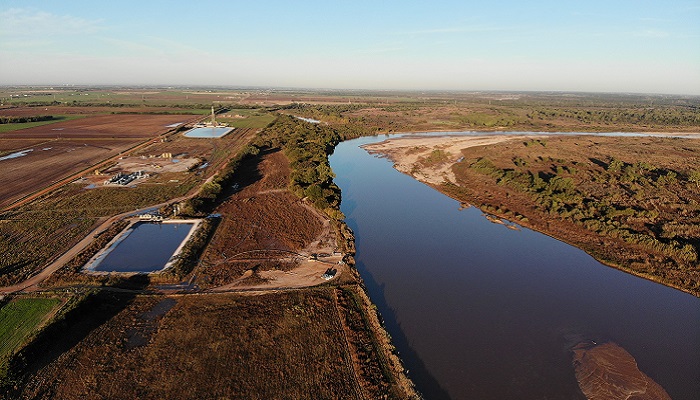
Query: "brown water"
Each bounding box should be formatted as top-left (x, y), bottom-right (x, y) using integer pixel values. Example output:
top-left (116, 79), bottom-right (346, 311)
top-left (330, 134), bottom-right (700, 400)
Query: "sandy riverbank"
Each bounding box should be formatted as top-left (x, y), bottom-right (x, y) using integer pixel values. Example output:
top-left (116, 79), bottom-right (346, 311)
top-left (363, 135), bottom-right (534, 185)
top-left (363, 133), bottom-right (700, 298)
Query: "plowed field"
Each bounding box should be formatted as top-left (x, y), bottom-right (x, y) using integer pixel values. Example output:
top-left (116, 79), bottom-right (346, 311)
top-left (0, 114), bottom-right (196, 139)
top-left (0, 113), bottom-right (202, 209)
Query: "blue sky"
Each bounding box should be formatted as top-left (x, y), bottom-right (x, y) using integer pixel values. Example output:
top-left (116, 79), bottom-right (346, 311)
top-left (1, 0), bottom-right (699, 94)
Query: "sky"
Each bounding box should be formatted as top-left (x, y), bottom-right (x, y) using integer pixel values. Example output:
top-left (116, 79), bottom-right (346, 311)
top-left (1, 0), bottom-right (699, 95)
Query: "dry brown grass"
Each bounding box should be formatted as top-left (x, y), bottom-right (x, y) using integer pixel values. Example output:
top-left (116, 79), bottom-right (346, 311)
top-left (18, 290), bottom-right (366, 400)
top-left (197, 150), bottom-right (325, 286)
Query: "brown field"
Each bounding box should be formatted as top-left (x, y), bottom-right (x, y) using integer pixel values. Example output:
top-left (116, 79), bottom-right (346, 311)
top-left (0, 106), bottom-right (199, 117)
top-left (5, 142), bottom-right (417, 397)
top-left (197, 149), bottom-right (331, 287)
top-left (0, 139), bottom-right (142, 208)
top-left (0, 139), bottom-right (53, 154)
top-left (0, 113), bottom-right (205, 209)
top-left (0, 114), bottom-right (197, 139)
top-left (14, 288), bottom-right (413, 400)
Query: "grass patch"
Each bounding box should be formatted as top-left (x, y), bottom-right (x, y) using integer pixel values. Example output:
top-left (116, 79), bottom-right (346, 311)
top-left (219, 111), bottom-right (276, 129)
top-left (0, 298), bottom-right (61, 361)
top-left (0, 115), bottom-right (86, 133)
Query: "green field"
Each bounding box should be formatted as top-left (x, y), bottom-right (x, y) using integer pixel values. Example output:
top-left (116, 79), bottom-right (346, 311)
top-left (0, 115), bottom-right (87, 133)
top-left (219, 109), bottom-right (275, 129)
top-left (0, 297), bottom-right (61, 360)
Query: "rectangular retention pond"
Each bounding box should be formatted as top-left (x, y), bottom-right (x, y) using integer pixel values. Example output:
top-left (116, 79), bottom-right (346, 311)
top-left (183, 126), bottom-right (234, 138)
top-left (85, 220), bottom-right (200, 273)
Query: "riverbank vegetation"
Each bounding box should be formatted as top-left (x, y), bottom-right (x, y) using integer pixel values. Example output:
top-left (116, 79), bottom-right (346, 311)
top-left (281, 93), bottom-right (700, 134)
top-left (2, 89), bottom-right (698, 398)
top-left (443, 135), bottom-right (700, 295)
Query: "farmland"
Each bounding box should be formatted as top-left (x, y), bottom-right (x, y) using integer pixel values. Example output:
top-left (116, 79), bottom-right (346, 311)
top-left (13, 289), bottom-right (412, 400)
top-left (0, 297), bottom-right (61, 367)
top-left (1, 109), bottom-right (417, 398)
top-left (0, 115), bottom-right (87, 134)
top-left (0, 139), bottom-right (142, 208)
top-left (1, 87), bottom-right (699, 399)
top-left (0, 113), bottom-right (195, 139)
top-left (0, 109), bottom-right (202, 209)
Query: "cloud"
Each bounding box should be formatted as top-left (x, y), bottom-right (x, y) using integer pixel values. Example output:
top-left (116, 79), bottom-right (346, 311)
top-left (0, 8), bottom-right (103, 37)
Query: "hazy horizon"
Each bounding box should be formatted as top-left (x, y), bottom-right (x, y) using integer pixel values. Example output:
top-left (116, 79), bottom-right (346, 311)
top-left (2, 1), bottom-right (699, 95)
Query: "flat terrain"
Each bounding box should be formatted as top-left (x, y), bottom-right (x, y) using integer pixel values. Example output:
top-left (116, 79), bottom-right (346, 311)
top-left (14, 288), bottom-right (412, 400)
top-left (0, 114), bottom-right (194, 139)
top-left (365, 135), bottom-right (527, 185)
top-left (0, 297), bottom-right (61, 361)
top-left (0, 111), bottom-right (202, 209)
top-left (3, 88), bottom-right (698, 399)
top-left (2, 140), bottom-right (417, 400)
top-left (0, 128), bottom-right (258, 288)
top-left (0, 139), bottom-right (141, 208)
top-left (368, 134), bottom-right (700, 295)
top-left (198, 149), bottom-right (341, 287)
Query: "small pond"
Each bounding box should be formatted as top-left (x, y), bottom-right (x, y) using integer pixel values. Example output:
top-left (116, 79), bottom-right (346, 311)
top-left (183, 127), bottom-right (234, 138)
top-left (87, 221), bottom-right (198, 273)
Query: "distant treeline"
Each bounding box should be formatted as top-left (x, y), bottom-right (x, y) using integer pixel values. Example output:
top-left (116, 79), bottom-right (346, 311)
top-left (0, 115), bottom-right (54, 124)
top-left (526, 106), bottom-right (700, 126)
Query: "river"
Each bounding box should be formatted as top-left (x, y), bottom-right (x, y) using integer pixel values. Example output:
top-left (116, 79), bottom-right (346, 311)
top-left (329, 134), bottom-right (700, 400)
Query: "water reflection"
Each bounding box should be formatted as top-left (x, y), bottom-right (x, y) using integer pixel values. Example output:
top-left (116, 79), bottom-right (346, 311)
top-left (330, 134), bottom-right (700, 400)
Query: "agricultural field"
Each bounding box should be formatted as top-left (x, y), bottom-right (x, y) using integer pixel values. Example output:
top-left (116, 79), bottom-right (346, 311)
top-left (3, 88), bottom-right (698, 399)
top-left (0, 109), bottom-right (204, 209)
top-left (0, 115), bottom-right (88, 134)
top-left (0, 297), bottom-right (61, 363)
top-left (9, 289), bottom-right (414, 399)
top-left (0, 139), bottom-right (52, 154)
top-left (216, 108), bottom-right (276, 129)
top-left (0, 113), bottom-right (195, 140)
top-left (0, 178), bottom-right (198, 287)
top-left (0, 139), bottom-right (142, 208)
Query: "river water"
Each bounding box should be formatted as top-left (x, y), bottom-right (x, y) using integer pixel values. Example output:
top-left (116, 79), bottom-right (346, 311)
top-left (329, 134), bottom-right (700, 400)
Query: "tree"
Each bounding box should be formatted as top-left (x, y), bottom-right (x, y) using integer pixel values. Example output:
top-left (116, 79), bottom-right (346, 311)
top-left (689, 169), bottom-right (700, 189)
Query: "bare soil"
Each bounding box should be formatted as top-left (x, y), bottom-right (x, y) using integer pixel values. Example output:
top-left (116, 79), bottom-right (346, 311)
top-left (0, 139), bottom-right (53, 154)
top-left (0, 139), bottom-right (142, 208)
top-left (364, 135), bottom-right (526, 185)
top-left (0, 114), bottom-right (197, 139)
top-left (0, 106), bottom-right (200, 117)
top-left (197, 149), bottom-right (336, 287)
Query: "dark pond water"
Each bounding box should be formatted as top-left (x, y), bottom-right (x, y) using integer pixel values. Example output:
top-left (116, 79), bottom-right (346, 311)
top-left (93, 222), bottom-right (194, 273)
top-left (330, 134), bottom-right (700, 400)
